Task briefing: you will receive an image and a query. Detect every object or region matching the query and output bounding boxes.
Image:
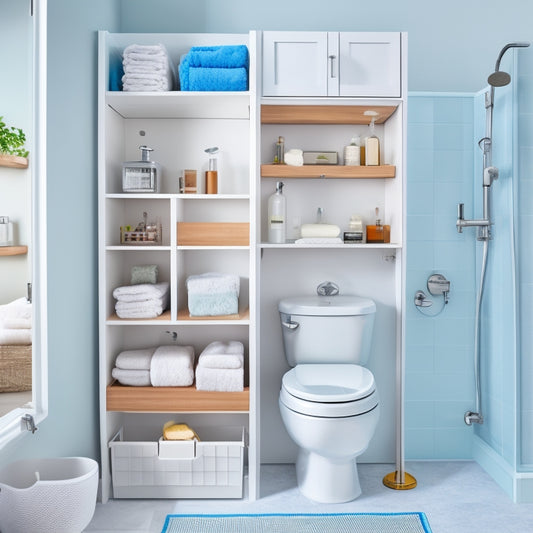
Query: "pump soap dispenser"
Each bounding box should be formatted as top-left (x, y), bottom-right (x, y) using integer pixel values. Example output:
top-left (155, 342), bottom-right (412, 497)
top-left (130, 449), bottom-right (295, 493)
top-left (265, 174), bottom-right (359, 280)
top-left (122, 145), bottom-right (161, 193)
top-left (364, 111), bottom-right (380, 166)
top-left (366, 207), bottom-right (390, 243)
top-left (267, 181), bottom-right (286, 243)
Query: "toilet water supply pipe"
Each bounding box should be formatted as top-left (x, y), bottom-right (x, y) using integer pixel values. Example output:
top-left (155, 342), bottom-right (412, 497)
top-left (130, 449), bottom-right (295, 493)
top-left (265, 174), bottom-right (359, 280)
top-left (457, 42), bottom-right (530, 426)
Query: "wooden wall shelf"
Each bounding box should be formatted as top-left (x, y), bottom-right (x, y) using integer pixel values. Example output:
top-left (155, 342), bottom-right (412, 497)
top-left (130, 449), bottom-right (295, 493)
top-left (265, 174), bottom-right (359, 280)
top-left (261, 104), bottom-right (398, 124)
top-left (107, 382), bottom-right (250, 412)
top-left (261, 164), bottom-right (396, 179)
top-left (0, 245), bottom-right (28, 256)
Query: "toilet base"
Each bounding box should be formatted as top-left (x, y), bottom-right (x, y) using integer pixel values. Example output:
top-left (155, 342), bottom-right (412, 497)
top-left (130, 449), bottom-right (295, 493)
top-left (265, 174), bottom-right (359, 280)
top-left (296, 450), bottom-right (361, 503)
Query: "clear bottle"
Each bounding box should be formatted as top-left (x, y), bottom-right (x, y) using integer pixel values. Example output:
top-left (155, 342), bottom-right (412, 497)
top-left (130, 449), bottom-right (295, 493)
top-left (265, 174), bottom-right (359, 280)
top-left (365, 116), bottom-right (380, 166)
top-left (0, 216), bottom-right (14, 246)
top-left (205, 146), bottom-right (219, 194)
top-left (274, 136), bottom-right (285, 164)
top-left (267, 181), bottom-right (286, 243)
top-left (343, 136), bottom-right (361, 166)
top-left (122, 145), bottom-right (160, 193)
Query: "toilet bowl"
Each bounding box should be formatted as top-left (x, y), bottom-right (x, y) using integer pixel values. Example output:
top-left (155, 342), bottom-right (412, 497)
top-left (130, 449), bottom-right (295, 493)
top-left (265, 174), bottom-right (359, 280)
top-left (0, 456), bottom-right (98, 533)
top-left (278, 294), bottom-right (379, 503)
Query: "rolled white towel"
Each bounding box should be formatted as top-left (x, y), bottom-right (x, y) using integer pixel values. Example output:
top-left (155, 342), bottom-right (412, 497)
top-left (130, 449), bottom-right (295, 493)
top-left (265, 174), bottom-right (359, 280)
top-left (115, 348), bottom-right (156, 371)
top-left (300, 223), bottom-right (341, 238)
top-left (0, 328), bottom-right (31, 345)
top-left (186, 273), bottom-right (240, 296)
top-left (113, 282), bottom-right (169, 303)
top-left (150, 345), bottom-right (195, 387)
top-left (112, 367), bottom-right (151, 387)
top-left (195, 366), bottom-right (243, 392)
top-left (198, 341), bottom-right (244, 369)
top-left (284, 149), bottom-right (304, 166)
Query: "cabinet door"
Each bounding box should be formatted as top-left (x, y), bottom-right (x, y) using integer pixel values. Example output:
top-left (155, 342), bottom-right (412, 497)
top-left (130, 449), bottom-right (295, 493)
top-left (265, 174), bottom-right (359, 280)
top-left (338, 32), bottom-right (401, 97)
top-left (262, 31), bottom-right (328, 96)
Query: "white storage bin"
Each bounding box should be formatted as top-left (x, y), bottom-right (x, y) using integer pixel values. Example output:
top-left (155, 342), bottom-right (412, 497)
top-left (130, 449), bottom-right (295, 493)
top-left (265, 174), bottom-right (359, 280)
top-left (109, 426), bottom-right (245, 499)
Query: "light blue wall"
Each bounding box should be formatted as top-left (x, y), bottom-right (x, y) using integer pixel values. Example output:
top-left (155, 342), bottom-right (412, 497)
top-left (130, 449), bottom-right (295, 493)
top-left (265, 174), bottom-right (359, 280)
top-left (405, 94), bottom-right (476, 459)
top-left (3, 0), bottom-right (533, 472)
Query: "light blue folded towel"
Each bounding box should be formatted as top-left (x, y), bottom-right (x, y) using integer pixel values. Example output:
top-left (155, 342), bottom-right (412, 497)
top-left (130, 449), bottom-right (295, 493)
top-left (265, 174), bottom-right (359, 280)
top-left (188, 292), bottom-right (239, 317)
top-left (184, 45), bottom-right (249, 69)
top-left (179, 45), bottom-right (249, 91)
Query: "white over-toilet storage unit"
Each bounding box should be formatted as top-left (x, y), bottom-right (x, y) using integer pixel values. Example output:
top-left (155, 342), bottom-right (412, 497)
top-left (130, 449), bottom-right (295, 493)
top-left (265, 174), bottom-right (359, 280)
top-left (97, 30), bottom-right (407, 502)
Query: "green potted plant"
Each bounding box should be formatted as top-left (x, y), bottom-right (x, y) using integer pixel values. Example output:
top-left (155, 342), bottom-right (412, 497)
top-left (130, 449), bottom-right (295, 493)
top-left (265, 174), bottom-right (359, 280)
top-left (0, 116), bottom-right (29, 168)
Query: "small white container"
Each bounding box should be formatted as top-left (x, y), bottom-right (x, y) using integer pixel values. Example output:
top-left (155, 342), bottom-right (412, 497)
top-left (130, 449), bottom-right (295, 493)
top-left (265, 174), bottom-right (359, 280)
top-left (0, 216), bottom-right (14, 246)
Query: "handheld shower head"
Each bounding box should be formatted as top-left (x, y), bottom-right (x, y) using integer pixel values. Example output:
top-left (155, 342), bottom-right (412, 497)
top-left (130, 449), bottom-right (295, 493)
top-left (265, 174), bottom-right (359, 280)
top-left (488, 42), bottom-right (530, 87)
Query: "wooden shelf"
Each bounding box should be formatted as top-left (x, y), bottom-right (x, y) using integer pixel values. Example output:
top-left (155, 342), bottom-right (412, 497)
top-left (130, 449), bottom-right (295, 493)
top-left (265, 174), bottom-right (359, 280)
top-left (106, 91), bottom-right (251, 119)
top-left (0, 245), bottom-right (28, 256)
top-left (0, 154), bottom-right (29, 169)
top-left (261, 104), bottom-right (397, 124)
top-left (177, 308), bottom-right (250, 322)
top-left (107, 382), bottom-right (249, 412)
top-left (261, 164), bottom-right (395, 179)
top-left (107, 310), bottom-right (172, 323)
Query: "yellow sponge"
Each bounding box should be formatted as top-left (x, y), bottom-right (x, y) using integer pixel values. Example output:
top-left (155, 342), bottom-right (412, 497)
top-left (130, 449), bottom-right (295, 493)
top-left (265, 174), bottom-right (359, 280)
top-left (162, 421), bottom-right (200, 441)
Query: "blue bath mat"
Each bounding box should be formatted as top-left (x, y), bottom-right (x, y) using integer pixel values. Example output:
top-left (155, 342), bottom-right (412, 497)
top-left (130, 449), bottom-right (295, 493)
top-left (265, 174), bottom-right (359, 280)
top-left (161, 512), bottom-right (432, 532)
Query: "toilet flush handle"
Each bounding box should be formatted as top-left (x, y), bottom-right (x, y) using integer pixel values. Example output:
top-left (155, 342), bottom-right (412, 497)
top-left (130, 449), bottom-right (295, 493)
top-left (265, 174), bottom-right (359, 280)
top-left (280, 312), bottom-right (299, 330)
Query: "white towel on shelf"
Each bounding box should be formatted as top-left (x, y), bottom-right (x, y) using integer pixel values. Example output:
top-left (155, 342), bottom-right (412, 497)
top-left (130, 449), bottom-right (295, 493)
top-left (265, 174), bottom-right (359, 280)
top-left (115, 348), bottom-right (156, 371)
top-left (0, 328), bottom-right (32, 345)
top-left (195, 366), bottom-right (244, 392)
top-left (0, 317), bottom-right (31, 330)
top-left (0, 297), bottom-right (31, 320)
top-left (186, 273), bottom-right (240, 295)
top-left (112, 367), bottom-right (151, 387)
top-left (150, 345), bottom-right (195, 387)
top-left (300, 223), bottom-right (341, 238)
top-left (113, 282), bottom-right (169, 303)
top-left (198, 341), bottom-right (244, 369)
top-left (115, 292), bottom-right (169, 318)
top-left (123, 43), bottom-right (168, 56)
top-left (122, 43), bottom-right (175, 92)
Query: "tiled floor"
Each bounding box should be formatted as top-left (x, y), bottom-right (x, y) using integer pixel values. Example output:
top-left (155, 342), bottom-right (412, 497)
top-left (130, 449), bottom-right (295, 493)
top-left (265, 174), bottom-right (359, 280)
top-left (86, 461), bottom-right (533, 532)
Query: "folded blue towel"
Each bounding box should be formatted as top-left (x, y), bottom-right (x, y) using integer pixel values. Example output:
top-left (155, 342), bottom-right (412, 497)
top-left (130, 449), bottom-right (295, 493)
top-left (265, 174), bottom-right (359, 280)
top-left (183, 67), bottom-right (247, 91)
top-left (188, 292), bottom-right (239, 317)
top-left (184, 45), bottom-right (249, 69)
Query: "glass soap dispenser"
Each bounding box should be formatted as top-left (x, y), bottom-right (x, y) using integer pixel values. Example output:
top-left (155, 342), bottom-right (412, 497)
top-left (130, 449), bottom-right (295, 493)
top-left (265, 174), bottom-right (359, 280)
top-left (122, 145), bottom-right (160, 193)
top-left (205, 146), bottom-right (219, 194)
top-left (366, 207), bottom-right (391, 243)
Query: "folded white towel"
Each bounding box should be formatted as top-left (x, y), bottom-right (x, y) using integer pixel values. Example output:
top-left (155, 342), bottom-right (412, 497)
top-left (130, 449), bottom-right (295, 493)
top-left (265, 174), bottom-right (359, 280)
top-left (150, 345), bottom-right (195, 387)
top-left (195, 366), bottom-right (243, 392)
top-left (186, 273), bottom-right (240, 296)
top-left (123, 43), bottom-right (168, 56)
top-left (113, 282), bottom-right (169, 303)
top-left (0, 328), bottom-right (32, 345)
top-left (112, 367), bottom-right (151, 387)
top-left (0, 297), bottom-right (31, 321)
top-left (300, 223), bottom-right (341, 238)
top-left (115, 304), bottom-right (166, 319)
top-left (115, 348), bottom-right (155, 371)
top-left (295, 237), bottom-right (344, 244)
top-left (198, 341), bottom-right (244, 369)
top-left (0, 317), bottom-right (31, 330)
top-left (115, 292), bottom-right (168, 313)
top-left (284, 149), bottom-right (304, 166)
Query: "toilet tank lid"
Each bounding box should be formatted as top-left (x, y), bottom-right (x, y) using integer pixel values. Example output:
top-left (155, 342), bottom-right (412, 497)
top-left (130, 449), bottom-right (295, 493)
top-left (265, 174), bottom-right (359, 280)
top-left (279, 295), bottom-right (376, 316)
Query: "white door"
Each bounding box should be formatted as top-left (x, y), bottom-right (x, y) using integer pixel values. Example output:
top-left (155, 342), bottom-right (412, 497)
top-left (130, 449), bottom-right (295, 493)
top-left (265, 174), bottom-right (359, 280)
top-left (262, 31), bottom-right (328, 96)
top-left (338, 32), bottom-right (401, 97)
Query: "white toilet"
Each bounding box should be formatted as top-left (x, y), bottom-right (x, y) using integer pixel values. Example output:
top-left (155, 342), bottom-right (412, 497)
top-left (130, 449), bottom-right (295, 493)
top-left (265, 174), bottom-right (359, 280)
top-left (278, 293), bottom-right (379, 503)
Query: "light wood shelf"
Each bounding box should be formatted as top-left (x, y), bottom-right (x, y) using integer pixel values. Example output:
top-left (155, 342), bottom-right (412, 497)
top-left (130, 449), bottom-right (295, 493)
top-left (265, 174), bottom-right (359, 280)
top-left (261, 104), bottom-right (397, 124)
top-left (107, 382), bottom-right (249, 412)
top-left (261, 164), bottom-right (395, 179)
top-left (177, 308), bottom-right (250, 322)
top-left (0, 154), bottom-right (29, 169)
top-left (0, 245), bottom-right (28, 256)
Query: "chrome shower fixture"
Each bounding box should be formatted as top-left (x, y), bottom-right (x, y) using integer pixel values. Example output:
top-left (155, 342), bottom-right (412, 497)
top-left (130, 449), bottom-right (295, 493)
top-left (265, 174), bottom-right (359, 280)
top-left (488, 42), bottom-right (530, 88)
top-left (414, 274), bottom-right (451, 315)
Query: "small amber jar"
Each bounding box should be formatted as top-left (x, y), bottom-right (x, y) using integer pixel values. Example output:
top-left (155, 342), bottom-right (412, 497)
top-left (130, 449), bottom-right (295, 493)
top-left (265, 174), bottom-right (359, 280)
top-left (366, 221), bottom-right (390, 243)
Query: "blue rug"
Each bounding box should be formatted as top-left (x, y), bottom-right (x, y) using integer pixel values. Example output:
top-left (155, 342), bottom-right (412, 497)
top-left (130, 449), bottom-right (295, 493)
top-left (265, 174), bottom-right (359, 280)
top-left (161, 512), bottom-right (432, 532)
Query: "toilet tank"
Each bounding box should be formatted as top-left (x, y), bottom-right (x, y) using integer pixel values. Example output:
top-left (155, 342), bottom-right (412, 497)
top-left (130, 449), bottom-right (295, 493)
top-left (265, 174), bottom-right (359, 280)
top-left (278, 295), bottom-right (376, 366)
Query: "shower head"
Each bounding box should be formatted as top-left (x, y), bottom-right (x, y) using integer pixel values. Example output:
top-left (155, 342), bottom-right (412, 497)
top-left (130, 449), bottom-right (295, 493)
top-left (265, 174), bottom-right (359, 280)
top-left (488, 42), bottom-right (530, 87)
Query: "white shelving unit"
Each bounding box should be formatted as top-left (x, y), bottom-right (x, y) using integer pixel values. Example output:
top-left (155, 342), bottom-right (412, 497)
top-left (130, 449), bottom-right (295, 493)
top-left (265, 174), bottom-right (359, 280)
top-left (98, 31), bottom-right (259, 503)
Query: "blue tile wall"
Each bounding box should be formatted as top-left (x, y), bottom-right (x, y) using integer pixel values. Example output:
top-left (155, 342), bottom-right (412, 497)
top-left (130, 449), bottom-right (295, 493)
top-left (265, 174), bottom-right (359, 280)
top-left (405, 94), bottom-right (476, 459)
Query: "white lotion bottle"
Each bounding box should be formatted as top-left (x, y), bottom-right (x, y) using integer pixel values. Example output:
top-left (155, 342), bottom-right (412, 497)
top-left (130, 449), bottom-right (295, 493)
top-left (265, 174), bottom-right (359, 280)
top-left (267, 181), bottom-right (286, 243)
top-left (364, 110), bottom-right (380, 166)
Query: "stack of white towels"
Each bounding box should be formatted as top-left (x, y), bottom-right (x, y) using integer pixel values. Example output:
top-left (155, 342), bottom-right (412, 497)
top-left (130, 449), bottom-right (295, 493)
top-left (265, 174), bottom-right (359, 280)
top-left (122, 43), bottom-right (175, 92)
top-left (0, 297), bottom-right (32, 345)
top-left (196, 341), bottom-right (244, 392)
top-left (186, 272), bottom-right (240, 317)
top-left (113, 281), bottom-right (169, 319)
top-left (112, 345), bottom-right (195, 387)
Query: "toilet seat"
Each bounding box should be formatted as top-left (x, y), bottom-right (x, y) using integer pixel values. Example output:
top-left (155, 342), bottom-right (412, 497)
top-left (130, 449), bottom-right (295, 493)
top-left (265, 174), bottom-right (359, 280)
top-left (280, 364), bottom-right (378, 418)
